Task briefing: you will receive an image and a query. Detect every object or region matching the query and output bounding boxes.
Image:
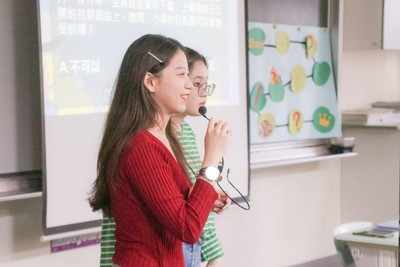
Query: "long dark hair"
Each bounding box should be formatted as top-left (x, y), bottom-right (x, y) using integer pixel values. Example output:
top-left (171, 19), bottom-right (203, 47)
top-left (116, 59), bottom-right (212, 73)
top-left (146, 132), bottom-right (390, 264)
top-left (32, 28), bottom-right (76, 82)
top-left (89, 34), bottom-right (187, 217)
top-left (185, 47), bottom-right (208, 72)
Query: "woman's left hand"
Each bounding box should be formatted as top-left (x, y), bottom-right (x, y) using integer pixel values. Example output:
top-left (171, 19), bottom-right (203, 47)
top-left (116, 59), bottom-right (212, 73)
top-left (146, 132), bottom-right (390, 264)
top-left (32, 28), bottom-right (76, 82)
top-left (206, 257), bottom-right (221, 267)
top-left (212, 191), bottom-right (231, 214)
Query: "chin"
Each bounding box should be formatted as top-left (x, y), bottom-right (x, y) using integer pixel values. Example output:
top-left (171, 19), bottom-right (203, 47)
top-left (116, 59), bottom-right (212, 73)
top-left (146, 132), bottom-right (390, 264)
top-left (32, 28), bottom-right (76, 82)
top-left (176, 106), bottom-right (187, 114)
top-left (187, 110), bottom-right (201, 117)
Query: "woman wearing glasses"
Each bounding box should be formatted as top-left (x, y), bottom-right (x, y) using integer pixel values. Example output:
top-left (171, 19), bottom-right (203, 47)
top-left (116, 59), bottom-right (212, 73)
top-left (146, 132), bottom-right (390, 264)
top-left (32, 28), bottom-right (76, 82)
top-left (175, 47), bottom-right (231, 267)
top-left (89, 34), bottom-right (231, 267)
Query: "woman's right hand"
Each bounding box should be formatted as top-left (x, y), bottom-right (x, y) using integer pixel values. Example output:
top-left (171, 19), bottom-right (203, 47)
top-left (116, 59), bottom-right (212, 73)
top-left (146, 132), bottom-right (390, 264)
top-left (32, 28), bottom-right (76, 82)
top-left (202, 118), bottom-right (231, 167)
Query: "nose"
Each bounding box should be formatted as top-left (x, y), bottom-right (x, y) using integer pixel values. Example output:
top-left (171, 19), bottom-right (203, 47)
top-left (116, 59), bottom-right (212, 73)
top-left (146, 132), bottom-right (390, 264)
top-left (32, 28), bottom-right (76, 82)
top-left (185, 76), bottom-right (193, 90)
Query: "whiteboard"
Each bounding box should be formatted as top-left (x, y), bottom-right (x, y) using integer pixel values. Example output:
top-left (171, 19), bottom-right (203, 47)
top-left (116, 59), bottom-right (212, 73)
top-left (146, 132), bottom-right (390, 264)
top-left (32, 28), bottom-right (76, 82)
top-left (247, 0), bottom-right (342, 167)
top-left (37, 0), bottom-right (249, 236)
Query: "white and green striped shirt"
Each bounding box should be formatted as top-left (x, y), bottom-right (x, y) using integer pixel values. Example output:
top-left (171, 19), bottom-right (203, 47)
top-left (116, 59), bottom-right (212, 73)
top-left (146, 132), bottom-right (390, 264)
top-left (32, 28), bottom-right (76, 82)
top-left (99, 121), bottom-right (224, 267)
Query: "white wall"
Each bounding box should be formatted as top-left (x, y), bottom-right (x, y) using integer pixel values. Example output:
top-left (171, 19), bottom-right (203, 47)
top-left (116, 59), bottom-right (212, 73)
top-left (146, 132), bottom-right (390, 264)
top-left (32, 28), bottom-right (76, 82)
top-left (339, 50), bottom-right (400, 110)
top-left (0, 198), bottom-right (99, 266)
top-left (341, 127), bottom-right (400, 223)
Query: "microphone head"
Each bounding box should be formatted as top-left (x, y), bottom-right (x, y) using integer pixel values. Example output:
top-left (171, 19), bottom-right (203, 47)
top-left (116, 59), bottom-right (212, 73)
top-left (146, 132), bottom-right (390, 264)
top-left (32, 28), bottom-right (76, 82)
top-left (198, 106), bottom-right (207, 116)
top-left (198, 106), bottom-right (209, 120)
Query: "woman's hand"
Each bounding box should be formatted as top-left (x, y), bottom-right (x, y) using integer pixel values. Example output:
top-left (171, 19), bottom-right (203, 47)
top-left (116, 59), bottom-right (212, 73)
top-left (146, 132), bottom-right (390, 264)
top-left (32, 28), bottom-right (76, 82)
top-left (206, 257), bottom-right (221, 267)
top-left (203, 118), bottom-right (231, 167)
top-left (212, 190), bottom-right (231, 214)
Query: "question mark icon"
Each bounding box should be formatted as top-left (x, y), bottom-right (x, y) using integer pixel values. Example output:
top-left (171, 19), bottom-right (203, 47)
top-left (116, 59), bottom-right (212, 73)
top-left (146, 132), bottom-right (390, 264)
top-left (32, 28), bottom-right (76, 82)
top-left (294, 112), bottom-right (300, 129)
top-left (289, 109), bottom-right (303, 134)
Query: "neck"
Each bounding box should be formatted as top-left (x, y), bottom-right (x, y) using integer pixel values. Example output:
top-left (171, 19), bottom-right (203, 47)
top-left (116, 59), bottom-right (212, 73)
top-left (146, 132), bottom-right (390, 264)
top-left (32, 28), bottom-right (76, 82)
top-left (148, 113), bottom-right (170, 137)
top-left (171, 113), bottom-right (186, 133)
top-left (147, 113), bottom-right (177, 160)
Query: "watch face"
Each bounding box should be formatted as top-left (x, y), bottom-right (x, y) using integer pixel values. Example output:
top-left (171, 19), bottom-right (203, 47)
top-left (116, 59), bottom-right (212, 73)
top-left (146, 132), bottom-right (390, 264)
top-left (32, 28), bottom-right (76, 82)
top-left (205, 166), bottom-right (220, 181)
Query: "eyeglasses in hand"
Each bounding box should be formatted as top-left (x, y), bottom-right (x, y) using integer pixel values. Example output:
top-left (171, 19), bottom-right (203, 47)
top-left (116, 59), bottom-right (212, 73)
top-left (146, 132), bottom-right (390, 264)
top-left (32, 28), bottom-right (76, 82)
top-left (193, 83), bottom-right (216, 97)
top-left (216, 167), bottom-right (250, 211)
top-left (187, 157), bottom-right (250, 211)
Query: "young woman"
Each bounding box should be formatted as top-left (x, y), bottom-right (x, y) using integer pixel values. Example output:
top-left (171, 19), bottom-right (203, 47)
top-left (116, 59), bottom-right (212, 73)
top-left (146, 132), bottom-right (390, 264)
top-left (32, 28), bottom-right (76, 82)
top-left (89, 34), bottom-right (231, 267)
top-left (176, 47), bottom-right (229, 267)
top-left (98, 47), bottom-right (230, 267)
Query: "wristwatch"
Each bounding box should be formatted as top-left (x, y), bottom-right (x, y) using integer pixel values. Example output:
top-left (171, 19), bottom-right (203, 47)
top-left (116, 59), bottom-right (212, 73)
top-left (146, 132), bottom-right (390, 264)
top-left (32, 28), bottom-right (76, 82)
top-left (197, 166), bottom-right (222, 182)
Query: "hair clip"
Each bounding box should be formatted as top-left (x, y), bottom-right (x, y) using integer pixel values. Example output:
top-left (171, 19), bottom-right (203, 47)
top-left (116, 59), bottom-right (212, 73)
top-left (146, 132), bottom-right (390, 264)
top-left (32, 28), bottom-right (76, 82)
top-left (147, 51), bottom-right (164, 65)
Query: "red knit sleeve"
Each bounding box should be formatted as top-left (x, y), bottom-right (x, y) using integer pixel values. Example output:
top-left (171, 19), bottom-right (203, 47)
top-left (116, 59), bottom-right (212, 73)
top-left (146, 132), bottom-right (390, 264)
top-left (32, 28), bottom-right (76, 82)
top-left (121, 141), bottom-right (217, 243)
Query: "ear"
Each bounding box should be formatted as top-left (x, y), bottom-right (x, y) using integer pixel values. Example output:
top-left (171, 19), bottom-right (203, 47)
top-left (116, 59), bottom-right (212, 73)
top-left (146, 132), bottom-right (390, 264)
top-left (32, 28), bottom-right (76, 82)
top-left (144, 72), bottom-right (157, 93)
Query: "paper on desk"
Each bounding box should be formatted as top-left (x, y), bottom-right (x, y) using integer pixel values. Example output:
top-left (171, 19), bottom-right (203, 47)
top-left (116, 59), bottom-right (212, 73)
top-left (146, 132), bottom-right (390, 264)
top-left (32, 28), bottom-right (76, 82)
top-left (353, 229), bottom-right (395, 238)
top-left (373, 220), bottom-right (399, 231)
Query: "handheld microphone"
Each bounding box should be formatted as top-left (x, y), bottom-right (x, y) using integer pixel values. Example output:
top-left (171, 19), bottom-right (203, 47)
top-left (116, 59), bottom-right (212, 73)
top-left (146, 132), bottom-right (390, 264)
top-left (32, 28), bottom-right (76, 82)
top-left (198, 106), bottom-right (209, 120)
top-left (197, 105), bottom-right (249, 210)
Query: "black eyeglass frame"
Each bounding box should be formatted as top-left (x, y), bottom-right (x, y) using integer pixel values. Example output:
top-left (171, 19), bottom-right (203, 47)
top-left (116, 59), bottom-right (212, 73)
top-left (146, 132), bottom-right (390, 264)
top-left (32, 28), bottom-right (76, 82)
top-left (186, 158), bottom-right (250, 211)
top-left (216, 168), bottom-right (250, 210)
top-left (193, 83), bottom-right (216, 97)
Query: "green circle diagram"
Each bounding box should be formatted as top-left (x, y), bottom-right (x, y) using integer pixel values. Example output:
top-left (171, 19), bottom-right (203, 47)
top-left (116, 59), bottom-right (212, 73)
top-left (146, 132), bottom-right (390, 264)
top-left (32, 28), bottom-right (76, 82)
top-left (250, 82), bottom-right (267, 112)
top-left (313, 106), bottom-right (335, 133)
top-left (248, 28), bottom-right (265, 56)
top-left (268, 68), bottom-right (285, 102)
top-left (269, 82), bottom-right (285, 102)
top-left (312, 61), bottom-right (331, 86)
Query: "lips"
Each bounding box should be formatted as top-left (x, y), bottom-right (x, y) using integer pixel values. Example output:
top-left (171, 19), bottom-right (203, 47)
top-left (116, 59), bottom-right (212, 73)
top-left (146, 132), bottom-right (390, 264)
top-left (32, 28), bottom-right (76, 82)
top-left (181, 94), bottom-right (189, 103)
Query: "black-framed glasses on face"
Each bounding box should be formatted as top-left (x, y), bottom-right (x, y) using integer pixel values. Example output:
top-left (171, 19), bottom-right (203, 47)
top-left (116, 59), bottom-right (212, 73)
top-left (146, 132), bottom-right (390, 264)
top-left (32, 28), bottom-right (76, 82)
top-left (194, 83), bottom-right (216, 97)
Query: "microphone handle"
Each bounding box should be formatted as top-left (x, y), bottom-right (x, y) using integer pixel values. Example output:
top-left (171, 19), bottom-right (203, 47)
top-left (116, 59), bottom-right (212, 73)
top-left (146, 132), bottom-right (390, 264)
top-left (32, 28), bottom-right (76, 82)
top-left (201, 114), bottom-right (210, 121)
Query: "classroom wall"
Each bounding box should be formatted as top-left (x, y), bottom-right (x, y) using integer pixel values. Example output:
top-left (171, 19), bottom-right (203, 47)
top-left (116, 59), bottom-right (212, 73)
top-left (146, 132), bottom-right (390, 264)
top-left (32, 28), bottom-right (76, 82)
top-left (0, 198), bottom-right (98, 266)
top-left (339, 50), bottom-right (400, 110)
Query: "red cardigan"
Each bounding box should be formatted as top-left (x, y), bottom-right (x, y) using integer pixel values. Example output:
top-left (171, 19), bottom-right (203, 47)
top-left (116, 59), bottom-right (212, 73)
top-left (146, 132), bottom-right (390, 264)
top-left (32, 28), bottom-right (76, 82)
top-left (109, 131), bottom-right (217, 267)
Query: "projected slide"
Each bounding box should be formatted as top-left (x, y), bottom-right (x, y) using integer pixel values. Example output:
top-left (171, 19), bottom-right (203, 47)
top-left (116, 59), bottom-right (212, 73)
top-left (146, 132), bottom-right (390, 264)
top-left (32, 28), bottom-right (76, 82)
top-left (40, 0), bottom-right (240, 116)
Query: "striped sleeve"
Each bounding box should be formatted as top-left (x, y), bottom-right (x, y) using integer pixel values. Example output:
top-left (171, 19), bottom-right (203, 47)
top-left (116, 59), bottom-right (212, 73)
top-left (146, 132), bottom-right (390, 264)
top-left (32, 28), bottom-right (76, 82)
top-left (100, 217), bottom-right (116, 267)
top-left (200, 213), bottom-right (224, 261)
top-left (177, 122), bottom-right (202, 184)
top-left (178, 121), bottom-right (224, 262)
